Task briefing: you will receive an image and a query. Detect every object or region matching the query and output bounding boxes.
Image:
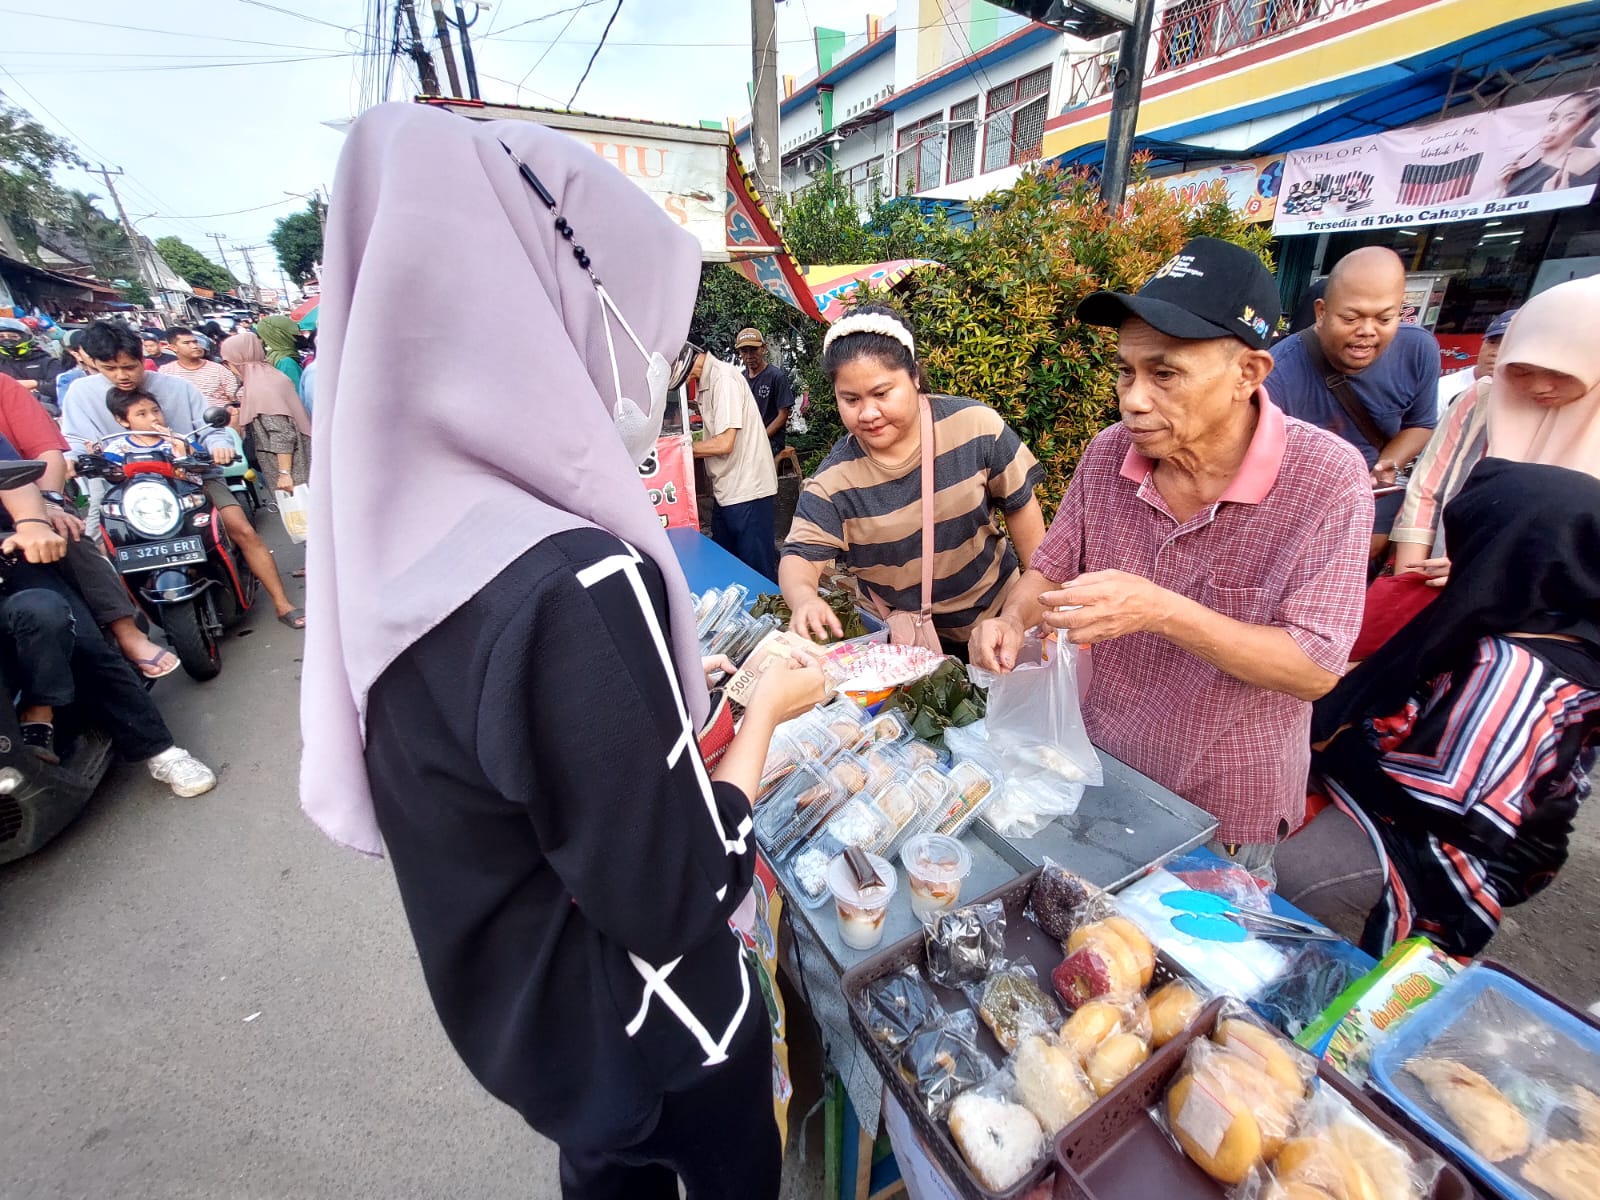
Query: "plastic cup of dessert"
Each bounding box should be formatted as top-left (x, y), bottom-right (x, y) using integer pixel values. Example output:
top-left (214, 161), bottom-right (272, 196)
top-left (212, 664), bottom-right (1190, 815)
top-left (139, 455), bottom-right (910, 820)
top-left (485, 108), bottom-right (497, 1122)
top-left (826, 851), bottom-right (898, 951)
top-left (901, 832), bottom-right (971, 917)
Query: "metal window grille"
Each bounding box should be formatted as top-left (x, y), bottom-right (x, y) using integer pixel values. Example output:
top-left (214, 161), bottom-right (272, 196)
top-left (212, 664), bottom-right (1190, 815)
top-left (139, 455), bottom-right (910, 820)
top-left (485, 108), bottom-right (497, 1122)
top-left (895, 115), bottom-right (944, 194)
top-left (982, 67), bottom-right (1052, 174)
top-left (946, 98), bottom-right (979, 184)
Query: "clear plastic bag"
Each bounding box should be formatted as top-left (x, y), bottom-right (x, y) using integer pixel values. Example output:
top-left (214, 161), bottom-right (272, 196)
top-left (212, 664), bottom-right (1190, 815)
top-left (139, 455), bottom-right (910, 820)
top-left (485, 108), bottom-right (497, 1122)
top-left (968, 958), bottom-right (1062, 1053)
top-left (863, 965), bottom-right (947, 1053)
top-left (968, 633), bottom-right (1103, 787)
top-left (923, 898), bottom-right (1006, 988)
top-left (901, 1009), bottom-right (997, 1119)
top-left (1012, 1032), bottom-right (1096, 1136)
top-left (947, 1067), bottom-right (1050, 1191)
top-left (1158, 1036), bottom-right (1302, 1187)
top-left (1026, 860), bottom-right (1109, 944)
top-left (1246, 1084), bottom-right (1444, 1200)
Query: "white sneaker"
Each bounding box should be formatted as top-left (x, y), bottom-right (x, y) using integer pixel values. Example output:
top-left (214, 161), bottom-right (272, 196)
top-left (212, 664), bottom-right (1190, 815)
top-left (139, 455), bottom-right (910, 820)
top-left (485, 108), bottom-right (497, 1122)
top-left (147, 746), bottom-right (217, 798)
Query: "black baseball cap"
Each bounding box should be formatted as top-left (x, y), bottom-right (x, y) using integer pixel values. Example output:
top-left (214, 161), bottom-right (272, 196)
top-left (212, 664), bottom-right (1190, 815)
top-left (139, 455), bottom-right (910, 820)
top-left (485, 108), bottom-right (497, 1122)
top-left (1077, 236), bottom-right (1281, 350)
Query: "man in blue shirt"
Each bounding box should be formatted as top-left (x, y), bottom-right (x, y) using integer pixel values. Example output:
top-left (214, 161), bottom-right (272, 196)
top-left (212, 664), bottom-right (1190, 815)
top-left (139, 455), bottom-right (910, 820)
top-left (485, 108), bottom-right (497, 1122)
top-left (1270, 246), bottom-right (1439, 560)
top-left (734, 327), bottom-right (793, 456)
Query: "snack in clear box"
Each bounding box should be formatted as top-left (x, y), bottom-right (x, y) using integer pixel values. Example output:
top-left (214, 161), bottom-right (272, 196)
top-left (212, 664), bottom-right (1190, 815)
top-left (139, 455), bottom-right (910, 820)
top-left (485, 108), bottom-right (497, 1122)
top-left (1163, 1038), bottom-right (1281, 1185)
top-left (922, 759), bottom-right (998, 837)
top-left (902, 740), bottom-right (942, 770)
top-left (859, 744), bottom-right (907, 793)
top-left (755, 763), bottom-right (846, 859)
top-left (826, 755), bottom-right (871, 797)
top-left (1027, 861), bottom-right (1105, 943)
top-left (900, 1009), bottom-right (996, 1118)
top-left (1012, 1032), bottom-right (1095, 1136)
top-left (789, 843), bottom-right (835, 906)
top-left (822, 798), bottom-right (893, 852)
top-left (1287, 1084), bottom-right (1444, 1200)
top-left (923, 899), bottom-right (1005, 988)
top-left (1146, 979), bottom-right (1207, 1047)
top-left (973, 959), bottom-right (1061, 1053)
top-left (874, 774), bottom-right (924, 832)
top-left (696, 583), bottom-right (747, 641)
top-left (786, 717), bottom-right (845, 765)
top-left (1402, 1057), bottom-right (1530, 1162)
top-left (863, 965), bottom-right (946, 1053)
top-left (901, 831), bottom-right (971, 916)
top-left (1521, 1140), bottom-right (1600, 1200)
top-left (864, 710), bottom-right (914, 748)
top-left (947, 1076), bottom-right (1047, 1192)
top-left (818, 698), bottom-right (871, 753)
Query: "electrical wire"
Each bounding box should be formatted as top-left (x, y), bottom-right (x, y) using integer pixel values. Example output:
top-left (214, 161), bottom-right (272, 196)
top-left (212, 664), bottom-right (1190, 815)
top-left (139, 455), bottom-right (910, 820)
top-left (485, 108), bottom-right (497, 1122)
top-left (482, 0), bottom-right (611, 41)
top-left (233, 0), bottom-right (360, 33)
top-left (513, 0), bottom-right (588, 103)
top-left (0, 7), bottom-right (350, 53)
top-left (565, 0), bottom-right (625, 107)
top-left (1, 54), bottom-right (357, 77)
top-left (143, 198), bottom-right (304, 221)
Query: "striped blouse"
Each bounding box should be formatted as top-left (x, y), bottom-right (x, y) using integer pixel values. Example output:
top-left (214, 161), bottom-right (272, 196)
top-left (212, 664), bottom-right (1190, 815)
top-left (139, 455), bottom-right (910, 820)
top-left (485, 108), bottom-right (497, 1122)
top-left (782, 395), bottom-right (1043, 643)
top-left (1314, 636), bottom-right (1600, 957)
top-left (1390, 380), bottom-right (1488, 555)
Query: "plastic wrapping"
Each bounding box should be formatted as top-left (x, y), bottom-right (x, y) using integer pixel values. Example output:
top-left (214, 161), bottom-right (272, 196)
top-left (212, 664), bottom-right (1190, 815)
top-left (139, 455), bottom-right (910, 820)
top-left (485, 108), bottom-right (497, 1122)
top-left (936, 759), bottom-right (1000, 837)
top-left (1058, 995), bottom-right (1153, 1065)
top-left (863, 965), bottom-right (947, 1053)
top-left (1162, 851), bottom-right (1275, 914)
top-left (969, 959), bottom-right (1062, 1053)
top-left (1257, 1084), bottom-right (1445, 1200)
top-left (1160, 1036), bottom-right (1302, 1186)
top-left (1251, 939), bottom-right (1370, 1041)
top-left (1012, 1032), bottom-right (1096, 1137)
top-left (1026, 860), bottom-right (1108, 944)
top-left (863, 709), bottom-right (914, 749)
top-left (1146, 978), bottom-right (1210, 1048)
top-left (696, 583), bottom-right (748, 642)
top-left (901, 1009), bottom-right (997, 1119)
top-left (947, 1069), bottom-right (1049, 1192)
top-left (754, 762), bottom-right (846, 859)
top-left (901, 831), bottom-right (972, 916)
top-left (968, 633), bottom-right (1103, 786)
top-left (817, 697), bottom-right (872, 754)
top-left (923, 898), bottom-right (1006, 988)
top-left (1212, 1001), bottom-right (1319, 1105)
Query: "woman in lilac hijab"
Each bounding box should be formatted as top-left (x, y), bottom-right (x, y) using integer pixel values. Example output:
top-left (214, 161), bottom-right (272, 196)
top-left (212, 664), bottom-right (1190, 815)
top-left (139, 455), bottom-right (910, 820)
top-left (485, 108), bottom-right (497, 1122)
top-left (300, 103), bottom-right (823, 1199)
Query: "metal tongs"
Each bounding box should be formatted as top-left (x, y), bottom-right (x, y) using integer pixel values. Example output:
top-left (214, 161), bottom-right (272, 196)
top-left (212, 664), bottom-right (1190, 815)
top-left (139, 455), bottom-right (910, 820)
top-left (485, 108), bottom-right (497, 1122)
top-left (1160, 889), bottom-right (1343, 943)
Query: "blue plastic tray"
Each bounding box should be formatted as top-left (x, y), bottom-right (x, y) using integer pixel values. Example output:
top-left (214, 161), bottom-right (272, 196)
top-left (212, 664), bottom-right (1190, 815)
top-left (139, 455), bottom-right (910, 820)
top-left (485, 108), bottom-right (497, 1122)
top-left (1370, 962), bottom-right (1600, 1200)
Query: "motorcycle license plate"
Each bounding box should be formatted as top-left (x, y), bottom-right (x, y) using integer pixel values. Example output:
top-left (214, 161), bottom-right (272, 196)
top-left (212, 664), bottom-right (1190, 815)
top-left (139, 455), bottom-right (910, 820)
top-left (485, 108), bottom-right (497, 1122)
top-left (115, 536), bottom-right (205, 573)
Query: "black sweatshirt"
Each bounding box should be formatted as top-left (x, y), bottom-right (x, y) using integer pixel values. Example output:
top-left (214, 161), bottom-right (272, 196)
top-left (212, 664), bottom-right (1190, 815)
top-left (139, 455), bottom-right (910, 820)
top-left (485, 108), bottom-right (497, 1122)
top-left (364, 529), bottom-right (763, 1152)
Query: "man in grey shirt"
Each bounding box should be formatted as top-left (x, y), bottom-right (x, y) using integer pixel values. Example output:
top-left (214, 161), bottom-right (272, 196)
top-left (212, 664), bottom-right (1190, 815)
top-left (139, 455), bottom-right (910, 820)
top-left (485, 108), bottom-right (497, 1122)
top-left (63, 322), bottom-right (304, 629)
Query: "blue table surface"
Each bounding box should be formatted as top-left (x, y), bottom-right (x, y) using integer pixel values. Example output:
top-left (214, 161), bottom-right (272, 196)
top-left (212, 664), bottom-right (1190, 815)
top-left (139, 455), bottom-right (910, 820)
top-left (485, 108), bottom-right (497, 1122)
top-left (668, 527), bottom-right (775, 600)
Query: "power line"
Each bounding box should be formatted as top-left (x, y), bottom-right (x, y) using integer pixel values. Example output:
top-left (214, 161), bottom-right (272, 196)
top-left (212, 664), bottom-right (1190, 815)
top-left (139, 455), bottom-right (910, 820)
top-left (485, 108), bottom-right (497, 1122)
top-left (481, 0), bottom-right (611, 40)
top-left (233, 0), bottom-right (360, 33)
top-left (566, 0), bottom-right (625, 107)
top-left (0, 7), bottom-right (350, 53)
top-left (0, 54), bottom-right (358, 77)
top-left (142, 198), bottom-right (305, 221)
top-left (513, 0), bottom-right (588, 103)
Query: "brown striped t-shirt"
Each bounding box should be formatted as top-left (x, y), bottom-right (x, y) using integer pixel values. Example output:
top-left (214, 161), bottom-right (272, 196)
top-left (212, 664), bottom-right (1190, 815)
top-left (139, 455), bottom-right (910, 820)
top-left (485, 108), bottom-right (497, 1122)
top-left (782, 395), bottom-right (1044, 642)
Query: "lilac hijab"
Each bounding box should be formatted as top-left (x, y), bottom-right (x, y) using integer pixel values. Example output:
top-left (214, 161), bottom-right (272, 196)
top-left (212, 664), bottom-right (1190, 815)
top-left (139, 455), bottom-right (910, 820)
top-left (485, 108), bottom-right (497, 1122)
top-left (300, 103), bottom-right (706, 855)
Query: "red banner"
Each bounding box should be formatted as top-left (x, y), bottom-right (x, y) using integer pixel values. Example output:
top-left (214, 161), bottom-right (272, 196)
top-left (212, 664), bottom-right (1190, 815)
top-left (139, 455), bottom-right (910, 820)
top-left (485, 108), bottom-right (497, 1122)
top-left (725, 139), bottom-right (826, 323)
top-left (640, 433), bottom-right (698, 529)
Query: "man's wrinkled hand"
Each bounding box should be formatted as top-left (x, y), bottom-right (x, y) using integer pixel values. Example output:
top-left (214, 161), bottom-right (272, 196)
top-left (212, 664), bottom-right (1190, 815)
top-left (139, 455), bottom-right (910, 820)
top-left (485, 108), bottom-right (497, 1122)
top-left (969, 614), bottom-right (1025, 673)
top-left (1041, 570), bottom-right (1174, 646)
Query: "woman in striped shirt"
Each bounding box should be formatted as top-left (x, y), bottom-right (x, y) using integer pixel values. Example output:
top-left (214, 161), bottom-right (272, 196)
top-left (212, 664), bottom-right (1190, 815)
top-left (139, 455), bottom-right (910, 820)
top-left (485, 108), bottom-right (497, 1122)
top-left (779, 306), bottom-right (1046, 654)
top-left (1277, 460), bottom-right (1600, 958)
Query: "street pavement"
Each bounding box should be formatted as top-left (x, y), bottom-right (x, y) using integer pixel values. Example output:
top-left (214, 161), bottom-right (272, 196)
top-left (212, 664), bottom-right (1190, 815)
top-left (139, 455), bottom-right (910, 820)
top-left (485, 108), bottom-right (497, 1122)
top-left (2, 518), bottom-right (1595, 1199)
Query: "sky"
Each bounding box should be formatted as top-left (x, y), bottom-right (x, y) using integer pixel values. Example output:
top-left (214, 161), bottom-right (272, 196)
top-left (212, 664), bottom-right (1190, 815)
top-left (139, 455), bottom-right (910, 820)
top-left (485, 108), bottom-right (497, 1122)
top-left (1, 0), bottom-right (880, 296)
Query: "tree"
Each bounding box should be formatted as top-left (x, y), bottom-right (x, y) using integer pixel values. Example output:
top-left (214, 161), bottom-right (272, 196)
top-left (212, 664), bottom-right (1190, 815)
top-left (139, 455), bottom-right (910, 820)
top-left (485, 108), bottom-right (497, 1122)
top-left (49, 189), bottom-right (142, 283)
top-left (0, 99), bottom-right (80, 257)
top-left (154, 236), bottom-right (236, 294)
top-left (270, 203), bottom-right (323, 284)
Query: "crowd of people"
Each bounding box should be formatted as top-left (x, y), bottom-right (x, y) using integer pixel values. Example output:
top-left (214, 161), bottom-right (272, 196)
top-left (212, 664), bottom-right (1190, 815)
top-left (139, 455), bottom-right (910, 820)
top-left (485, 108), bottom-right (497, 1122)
top-left (0, 304), bottom-right (318, 799)
top-left (299, 106), bottom-right (1596, 1200)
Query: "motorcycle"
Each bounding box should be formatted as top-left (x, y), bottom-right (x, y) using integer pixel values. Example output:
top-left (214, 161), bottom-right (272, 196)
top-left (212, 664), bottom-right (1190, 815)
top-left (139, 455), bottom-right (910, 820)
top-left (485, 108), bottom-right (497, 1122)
top-left (0, 457), bottom-right (116, 863)
top-left (71, 407), bottom-right (256, 681)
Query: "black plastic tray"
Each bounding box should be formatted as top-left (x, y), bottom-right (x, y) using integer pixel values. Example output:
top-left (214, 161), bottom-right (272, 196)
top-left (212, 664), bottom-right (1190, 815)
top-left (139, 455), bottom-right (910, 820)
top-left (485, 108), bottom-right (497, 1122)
top-left (839, 868), bottom-right (1188, 1200)
top-left (1050, 1002), bottom-right (1478, 1200)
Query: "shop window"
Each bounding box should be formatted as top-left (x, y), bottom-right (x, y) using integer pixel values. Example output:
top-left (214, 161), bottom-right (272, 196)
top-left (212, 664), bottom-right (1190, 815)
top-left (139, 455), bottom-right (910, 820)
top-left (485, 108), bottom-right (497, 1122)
top-left (895, 114), bottom-right (944, 195)
top-left (839, 157), bottom-right (885, 209)
top-left (946, 98), bottom-right (979, 184)
top-left (982, 67), bottom-right (1052, 174)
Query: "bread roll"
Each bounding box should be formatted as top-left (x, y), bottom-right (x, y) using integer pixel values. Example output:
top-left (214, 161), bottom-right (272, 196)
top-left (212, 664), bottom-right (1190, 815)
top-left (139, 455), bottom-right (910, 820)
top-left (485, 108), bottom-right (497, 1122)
top-left (948, 1092), bottom-right (1045, 1191)
top-left (1013, 1034), bottom-right (1095, 1136)
top-left (1146, 981), bottom-right (1205, 1047)
top-left (1167, 1072), bottom-right (1262, 1184)
top-left (1065, 923), bottom-right (1142, 995)
top-left (1086, 1032), bottom-right (1149, 1097)
top-left (1404, 1057), bottom-right (1530, 1162)
top-left (1276, 1138), bottom-right (1381, 1200)
top-left (1327, 1115), bottom-right (1419, 1200)
top-left (1059, 1001), bottom-right (1122, 1063)
top-left (1102, 916), bottom-right (1155, 988)
top-left (1214, 1019), bottom-right (1308, 1102)
top-left (1206, 1052), bottom-right (1294, 1158)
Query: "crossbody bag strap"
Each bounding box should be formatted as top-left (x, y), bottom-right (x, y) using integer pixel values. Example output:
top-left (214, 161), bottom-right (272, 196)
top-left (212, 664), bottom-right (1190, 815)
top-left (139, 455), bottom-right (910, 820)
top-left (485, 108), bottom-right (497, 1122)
top-left (1297, 327), bottom-right (1387, 453)
top-left (918, 394), bottom-right (935, 622)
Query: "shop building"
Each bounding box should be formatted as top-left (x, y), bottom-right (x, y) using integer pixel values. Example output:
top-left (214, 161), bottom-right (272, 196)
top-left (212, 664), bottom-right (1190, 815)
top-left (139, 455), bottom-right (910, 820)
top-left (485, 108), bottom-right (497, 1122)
top-left (1040, 0), bottom-right (1600, 365)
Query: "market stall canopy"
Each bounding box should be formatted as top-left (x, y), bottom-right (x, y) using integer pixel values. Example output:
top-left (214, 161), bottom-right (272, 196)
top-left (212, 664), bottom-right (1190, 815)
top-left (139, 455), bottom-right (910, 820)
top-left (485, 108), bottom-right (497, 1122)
top-left (419, 98), bottom-right (824, 322)
top-left (802, 260), bottom-right (936, 323)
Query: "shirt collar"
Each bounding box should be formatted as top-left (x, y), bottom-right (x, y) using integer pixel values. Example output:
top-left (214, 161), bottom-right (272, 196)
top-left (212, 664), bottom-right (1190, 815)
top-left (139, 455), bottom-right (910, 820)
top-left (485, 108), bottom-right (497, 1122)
top-left (1117, 388), bottom-right (1287, 506)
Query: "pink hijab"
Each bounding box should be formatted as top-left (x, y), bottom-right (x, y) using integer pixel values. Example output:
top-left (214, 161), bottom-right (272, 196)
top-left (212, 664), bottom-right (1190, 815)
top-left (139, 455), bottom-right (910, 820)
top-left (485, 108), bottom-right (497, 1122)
top-left (1487, 275), bottom-right (1600, 479)
top-left (220, 331), bottom-right (312, 435)
top-left (300, 103), bottom-right (705, 855)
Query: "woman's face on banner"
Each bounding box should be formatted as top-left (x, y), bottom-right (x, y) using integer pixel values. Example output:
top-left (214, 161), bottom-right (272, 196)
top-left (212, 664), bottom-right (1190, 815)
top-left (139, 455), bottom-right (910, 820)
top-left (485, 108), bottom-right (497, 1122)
top-left (1541, 97), bottom-right (1596, 152)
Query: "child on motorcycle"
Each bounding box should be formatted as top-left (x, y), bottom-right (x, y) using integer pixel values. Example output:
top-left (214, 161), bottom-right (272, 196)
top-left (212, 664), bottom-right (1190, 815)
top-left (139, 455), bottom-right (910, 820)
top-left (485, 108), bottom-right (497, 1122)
top-left (93, 388), bottom-right (192, 467)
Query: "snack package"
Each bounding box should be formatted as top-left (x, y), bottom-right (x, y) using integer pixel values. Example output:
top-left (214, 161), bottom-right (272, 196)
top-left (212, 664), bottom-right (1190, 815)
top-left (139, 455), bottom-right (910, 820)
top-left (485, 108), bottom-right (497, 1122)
top-left (1068, 916), bottom-right (1156, 990)
top-left (1297, 937), bottom-right (1462, 1085)
top-left (901, 1009), bottom-right (997, 1119)
top-left (1161, 1037), bottom-right (1301, 1185)
top-left (1212, 1002), bottom-right (1319, 1107)
top-left (947, 1070), bottom-right (1049, 1192)
top-left (817, 697), bottom-right (872, 754)
top-left (1058, 995), bottom-right (1154, 1065)
top-left (1146, 979), bottom-right (1210, 1048)
top-left (754, 762), bottom-right (846, 859)
top-left (901, 831), bottom-right (973, 916)
top-left (863, 709), bottom-right (915, 749)
top-left (863, 965), bottom-right (947, 1053)
top-left (1085, 1029), bottom-right (1152, 1098)
top-left (1012, 1032), bottom-right (1096, 1136)
top-left (1026, 860), bottom-right (1109, 943)
top-left (1250, 938), bottom-right (1371, 1042)
top-left (1052, 921), bottom-right (1145, 1010)
top-left (970, 959), bottom-right (1062, 1053)
top-left (923, 899), bottom-right (1006, 989)
top-left (1263, 1085), bottom-right (1444, 1200)
top-left (968, 634), bottom-right (1103, 787)
top-left (787, 800), bottom-right (897, 906)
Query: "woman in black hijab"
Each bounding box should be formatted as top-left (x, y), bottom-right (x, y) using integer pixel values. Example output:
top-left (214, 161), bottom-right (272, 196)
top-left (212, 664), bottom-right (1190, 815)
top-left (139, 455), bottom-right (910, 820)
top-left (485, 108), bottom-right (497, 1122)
top-left (1276, 459), bottom-right (1600, 957)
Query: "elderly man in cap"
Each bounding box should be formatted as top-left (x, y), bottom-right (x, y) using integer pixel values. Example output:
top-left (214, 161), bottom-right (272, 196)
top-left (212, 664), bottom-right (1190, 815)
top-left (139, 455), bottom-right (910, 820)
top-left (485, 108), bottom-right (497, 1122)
top-left (734, 327), bottom-right (794, 456)
top-left (971, 237), bottom-right (1372, 873)
top-left (1436, 307), bottom-right (1515, 415)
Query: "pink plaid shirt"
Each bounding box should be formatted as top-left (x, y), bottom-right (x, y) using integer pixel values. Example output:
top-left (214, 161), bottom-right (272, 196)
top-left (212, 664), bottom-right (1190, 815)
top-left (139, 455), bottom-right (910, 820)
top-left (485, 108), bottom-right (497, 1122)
top-left (1032, 394), bottom-right (1372, 843)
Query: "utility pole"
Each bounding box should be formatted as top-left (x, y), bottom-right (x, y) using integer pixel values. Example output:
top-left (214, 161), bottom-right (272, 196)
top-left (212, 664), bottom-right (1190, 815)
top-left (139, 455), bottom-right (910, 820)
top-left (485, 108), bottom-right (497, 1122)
top-left (430, 0), bottom-right (464, 97)
top-left (454, 1), bottom-right (482, 101)
top-left (205, 232), bottom-right (239, 298)
top-left (91, 163), bottom-right (158, 299)
top-left (749, 0), bottom-right (780, 202)
top-left (1097, 0), bottom-right (1157, 210)
top-left (397, 0), bottom-right (441, 95)
top-left (235, 246), bottom-right (262, 305)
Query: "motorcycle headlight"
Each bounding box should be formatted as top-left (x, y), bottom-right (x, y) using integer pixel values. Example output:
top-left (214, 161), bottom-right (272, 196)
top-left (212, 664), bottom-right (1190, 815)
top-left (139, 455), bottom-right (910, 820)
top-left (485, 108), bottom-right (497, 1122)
top-left (122, 478), bottom-right (182, 538)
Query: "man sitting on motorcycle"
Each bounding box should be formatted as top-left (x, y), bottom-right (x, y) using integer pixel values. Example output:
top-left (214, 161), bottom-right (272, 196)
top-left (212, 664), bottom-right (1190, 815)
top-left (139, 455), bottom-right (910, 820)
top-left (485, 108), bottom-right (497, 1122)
top-left (0, 435), bottom-right (216, 794)
top-left (61, 322), bottom-right (305, 630)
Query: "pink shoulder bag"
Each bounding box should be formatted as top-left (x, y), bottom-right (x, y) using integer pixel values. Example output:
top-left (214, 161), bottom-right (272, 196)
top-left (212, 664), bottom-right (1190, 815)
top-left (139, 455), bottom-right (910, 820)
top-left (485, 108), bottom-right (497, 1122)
top-left (866, 395), bottom-right (942, 653)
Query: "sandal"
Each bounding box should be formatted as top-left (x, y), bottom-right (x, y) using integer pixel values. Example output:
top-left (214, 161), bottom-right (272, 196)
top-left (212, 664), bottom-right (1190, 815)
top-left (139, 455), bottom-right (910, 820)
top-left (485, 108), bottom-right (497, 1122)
top-left (132, 648), bottom-right (181, 679)
top-left (291, 568), bottom-right (306, 578)
top-left (277, 608), bottom-right (307, 630)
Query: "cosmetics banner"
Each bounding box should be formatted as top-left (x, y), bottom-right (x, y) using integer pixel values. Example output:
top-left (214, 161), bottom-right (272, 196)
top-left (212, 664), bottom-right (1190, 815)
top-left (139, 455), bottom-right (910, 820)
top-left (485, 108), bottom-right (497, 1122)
top-left (1273, 92), bottom-right (1600, 236)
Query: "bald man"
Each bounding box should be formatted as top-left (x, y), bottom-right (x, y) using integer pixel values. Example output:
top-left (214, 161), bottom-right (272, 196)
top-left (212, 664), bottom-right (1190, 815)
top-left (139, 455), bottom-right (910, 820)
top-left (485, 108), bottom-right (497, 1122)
top-left (1271, 247), bottom-right (1440, 559)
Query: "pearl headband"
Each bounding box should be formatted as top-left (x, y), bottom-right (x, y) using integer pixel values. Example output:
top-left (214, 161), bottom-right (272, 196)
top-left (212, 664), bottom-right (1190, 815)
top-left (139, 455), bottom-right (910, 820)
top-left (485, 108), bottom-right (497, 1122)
top-left (823, 312), bottom-right (915, 358)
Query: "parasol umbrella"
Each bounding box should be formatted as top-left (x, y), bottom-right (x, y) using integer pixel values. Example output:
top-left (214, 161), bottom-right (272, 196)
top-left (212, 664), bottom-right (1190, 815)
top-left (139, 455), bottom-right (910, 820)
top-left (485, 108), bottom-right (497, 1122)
top-left (289, 294), bottom-right (319, 326)
top-left (801, 260), bottom-right (935, 323)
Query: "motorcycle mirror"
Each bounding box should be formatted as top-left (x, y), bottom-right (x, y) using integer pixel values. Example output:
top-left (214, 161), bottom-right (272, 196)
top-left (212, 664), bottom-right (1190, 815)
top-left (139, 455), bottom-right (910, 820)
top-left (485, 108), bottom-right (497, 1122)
top-left (0, 459), bottom-right (47, 491)
top-left (203, 406), bottom-right (232, 429)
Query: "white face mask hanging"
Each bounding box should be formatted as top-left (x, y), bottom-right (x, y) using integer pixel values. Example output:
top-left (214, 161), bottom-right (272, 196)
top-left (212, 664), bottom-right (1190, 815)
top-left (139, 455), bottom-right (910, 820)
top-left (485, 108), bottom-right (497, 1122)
top-left (500, 139), bottom-right (671, 469)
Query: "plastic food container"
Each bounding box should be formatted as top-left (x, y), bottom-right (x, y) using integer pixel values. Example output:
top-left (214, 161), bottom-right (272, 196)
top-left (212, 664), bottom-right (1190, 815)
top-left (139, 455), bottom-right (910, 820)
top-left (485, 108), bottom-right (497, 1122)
top-left (817, 698), bottom-right (872, 754)
top-left (868, 770), bottom-right (934, 859)
top-left (901, 832), bottom-right (971, 916)
top-left (755, 762), bottom-right (846, 859)
top-left (939, 760), bottom-right (1000, 837)
top-left (827, 851), bottom-right (898, 950)
top-left (864, 710), bottom-right (915, 749)
top-left (789, 801), bottom-right (897, 909)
